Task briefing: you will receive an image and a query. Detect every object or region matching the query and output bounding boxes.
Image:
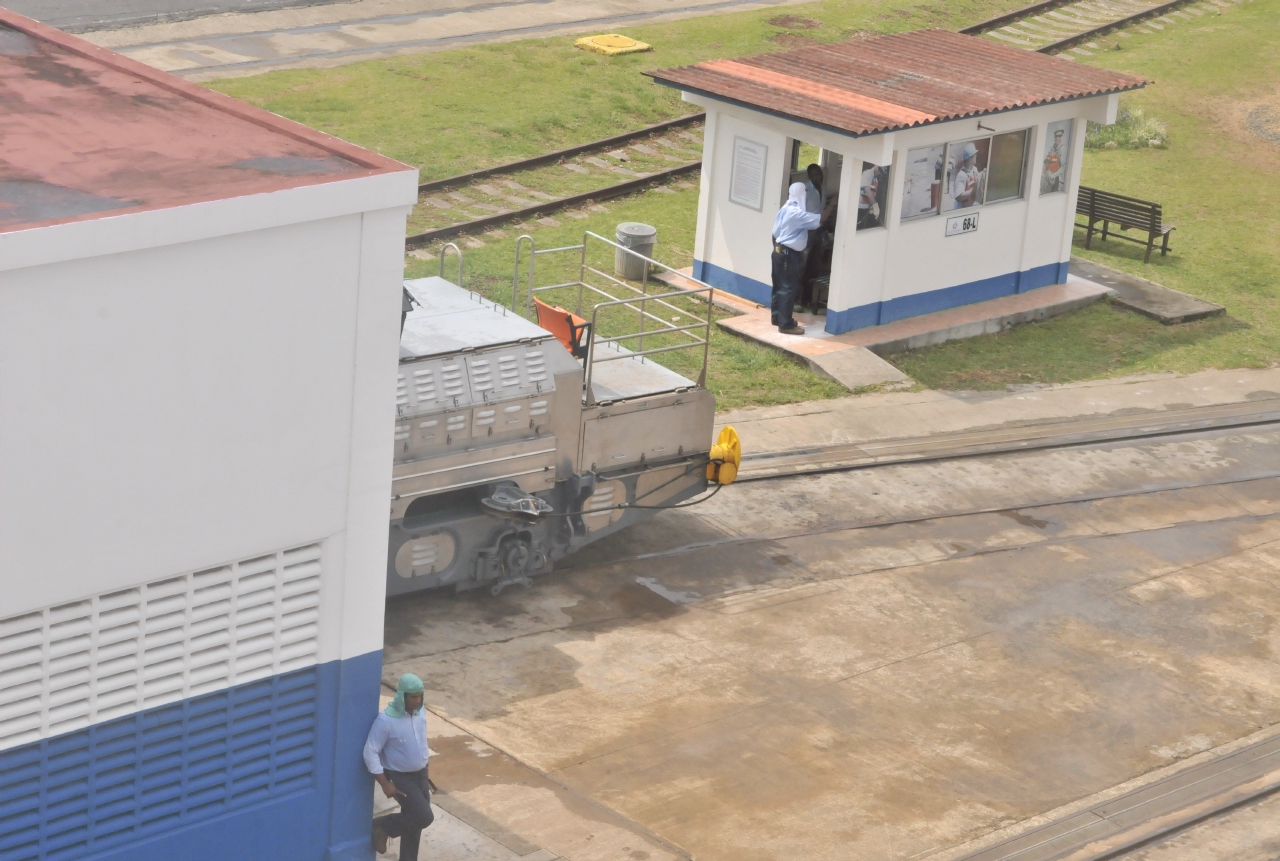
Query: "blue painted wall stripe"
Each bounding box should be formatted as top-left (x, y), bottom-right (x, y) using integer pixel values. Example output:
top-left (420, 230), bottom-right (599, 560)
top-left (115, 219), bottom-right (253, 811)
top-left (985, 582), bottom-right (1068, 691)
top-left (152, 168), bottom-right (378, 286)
top-left (695, 258), bottom-right (1070, 335)
top-left (0, 651), bottom-right (382, 861)
top-left (694, 259), bottom-right (772, 306)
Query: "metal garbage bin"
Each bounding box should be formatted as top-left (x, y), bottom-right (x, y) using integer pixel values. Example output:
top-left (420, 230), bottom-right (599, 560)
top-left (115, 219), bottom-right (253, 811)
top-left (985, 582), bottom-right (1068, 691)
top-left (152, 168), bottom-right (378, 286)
top-left (615, 222), bottom-right (657, 280)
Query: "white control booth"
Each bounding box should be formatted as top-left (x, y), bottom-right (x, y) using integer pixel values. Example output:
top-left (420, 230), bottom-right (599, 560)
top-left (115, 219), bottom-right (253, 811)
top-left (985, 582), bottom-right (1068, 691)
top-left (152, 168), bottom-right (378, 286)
top-left (648, 30), bottom-right (1146, 334)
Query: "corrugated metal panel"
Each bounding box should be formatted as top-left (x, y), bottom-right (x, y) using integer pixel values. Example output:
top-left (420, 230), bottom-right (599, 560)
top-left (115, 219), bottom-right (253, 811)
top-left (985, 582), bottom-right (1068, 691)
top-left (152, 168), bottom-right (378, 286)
top-left (647, 29), bottom-right (1146, 137)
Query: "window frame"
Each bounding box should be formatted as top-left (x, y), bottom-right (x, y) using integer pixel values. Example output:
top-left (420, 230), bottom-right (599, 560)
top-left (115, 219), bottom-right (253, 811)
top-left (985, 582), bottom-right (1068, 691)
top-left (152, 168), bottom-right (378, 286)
top-left (898, 126), bottom-right (1033, 223)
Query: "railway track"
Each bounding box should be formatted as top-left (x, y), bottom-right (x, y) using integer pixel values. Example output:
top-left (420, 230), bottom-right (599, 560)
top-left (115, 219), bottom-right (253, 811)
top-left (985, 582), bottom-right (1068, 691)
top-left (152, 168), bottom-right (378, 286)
top-left (598, 399), bottom-right (1280, 572)
top-left (963, 0), bottom-right (1226, 54)
top-left (406, 115), bottom-right (705, 249)
top-left (404, 0), bottom-right (1227, 254)
top-left (734, 397), bottom-right (1280, 482)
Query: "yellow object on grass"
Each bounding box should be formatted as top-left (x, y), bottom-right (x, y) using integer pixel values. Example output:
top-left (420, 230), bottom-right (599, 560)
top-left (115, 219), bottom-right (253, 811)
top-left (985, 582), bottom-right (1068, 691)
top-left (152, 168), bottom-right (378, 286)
top-left (707, 426), bottom-right (741, 486)
top-left (575, 34), bottom-right (652, 56)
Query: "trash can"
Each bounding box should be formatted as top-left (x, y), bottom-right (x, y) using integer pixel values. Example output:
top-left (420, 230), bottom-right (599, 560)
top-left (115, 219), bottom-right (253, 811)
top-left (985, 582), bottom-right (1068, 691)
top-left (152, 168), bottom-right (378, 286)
top-left (615, 222), bottom-right (657, 280)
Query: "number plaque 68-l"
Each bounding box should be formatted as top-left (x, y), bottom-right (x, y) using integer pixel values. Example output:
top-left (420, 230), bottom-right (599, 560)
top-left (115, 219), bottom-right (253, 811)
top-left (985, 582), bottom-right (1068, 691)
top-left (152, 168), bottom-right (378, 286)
top-left (945, 212), bottom-right (980, 236)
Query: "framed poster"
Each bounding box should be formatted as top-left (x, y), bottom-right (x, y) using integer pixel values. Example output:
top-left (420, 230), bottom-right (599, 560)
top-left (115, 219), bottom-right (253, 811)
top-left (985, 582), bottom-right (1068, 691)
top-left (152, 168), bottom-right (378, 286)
top-left (1040, 120), bottom-right (1072, 194)
top-left (943, 137), bottom-right (990, 212)
top-left (729, 136), bottom-right (768, 211)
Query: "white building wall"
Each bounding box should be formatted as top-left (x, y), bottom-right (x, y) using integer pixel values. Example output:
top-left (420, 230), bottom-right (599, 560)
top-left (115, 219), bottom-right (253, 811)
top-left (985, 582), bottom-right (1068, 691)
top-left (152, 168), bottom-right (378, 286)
top-left (0, 176), bottom-right (414, 670)
top-left (693, 110), bottom-right (791, 304)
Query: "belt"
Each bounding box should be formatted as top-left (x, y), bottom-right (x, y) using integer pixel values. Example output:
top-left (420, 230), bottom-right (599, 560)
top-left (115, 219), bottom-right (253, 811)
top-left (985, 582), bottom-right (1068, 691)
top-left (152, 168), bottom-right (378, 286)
top-left (774, 244), bottom-right (800, 254)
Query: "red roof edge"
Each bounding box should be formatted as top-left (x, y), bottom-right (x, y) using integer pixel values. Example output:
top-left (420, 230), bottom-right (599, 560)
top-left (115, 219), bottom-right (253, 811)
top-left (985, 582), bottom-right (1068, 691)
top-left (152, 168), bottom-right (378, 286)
top-left (0, 7), bottom-right (411, 174)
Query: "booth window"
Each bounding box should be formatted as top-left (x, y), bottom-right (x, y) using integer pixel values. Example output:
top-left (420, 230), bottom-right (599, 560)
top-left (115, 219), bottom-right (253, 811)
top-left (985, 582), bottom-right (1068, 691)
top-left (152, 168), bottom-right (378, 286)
top-left (901, 144), bottom-right (945, 221)
top-left (857, 162), bottom-right (890, 231)
top-left (902, 129), bottom-right (1030, 220)
top-left (985, 130), bottom-right (1029, 203)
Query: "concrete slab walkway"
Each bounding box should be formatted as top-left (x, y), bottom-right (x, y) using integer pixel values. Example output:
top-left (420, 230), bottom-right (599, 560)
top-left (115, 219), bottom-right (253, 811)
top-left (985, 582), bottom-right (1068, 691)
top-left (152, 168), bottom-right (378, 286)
top-left (1070, 258), bottom-right (1225, 324)
top-left (700, 270), bottom-right (1112, 391)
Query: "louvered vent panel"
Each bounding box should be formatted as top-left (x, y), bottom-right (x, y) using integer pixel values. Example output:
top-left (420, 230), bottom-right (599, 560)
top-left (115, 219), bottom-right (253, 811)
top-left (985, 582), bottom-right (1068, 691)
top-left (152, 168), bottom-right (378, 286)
top-left (0, 668), bottom-right (318, 861)
top-left (524, 350), bottom-right (547, 383)
top-left (396, 358), bottom-right (473, 416)
top-left (464, 348), bottom-right (555, 403)
top-left (0, 543), bottom-right (323, 753)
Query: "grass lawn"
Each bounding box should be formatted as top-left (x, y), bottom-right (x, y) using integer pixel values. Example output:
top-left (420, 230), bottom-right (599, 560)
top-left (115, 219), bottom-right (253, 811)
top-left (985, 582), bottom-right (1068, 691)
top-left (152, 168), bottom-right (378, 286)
top-left (207, 0), bottom-right (1028, 409)
top-left (891, 0), bottom-right (1280, 389)
top-left (208, 0), bottom-right (1019, 181)
top-left (207, 0), bottom-right (1280, 400)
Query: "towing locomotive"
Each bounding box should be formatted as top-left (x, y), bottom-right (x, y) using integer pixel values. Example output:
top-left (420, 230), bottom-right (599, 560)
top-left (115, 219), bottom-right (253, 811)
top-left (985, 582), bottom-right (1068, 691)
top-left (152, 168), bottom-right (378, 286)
top-left (385, 235), bottom-right (738, 595)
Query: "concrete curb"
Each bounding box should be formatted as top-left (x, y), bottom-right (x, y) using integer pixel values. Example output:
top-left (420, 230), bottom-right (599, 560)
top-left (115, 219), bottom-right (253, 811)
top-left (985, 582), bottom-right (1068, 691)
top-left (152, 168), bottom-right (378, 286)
top-left (924, 724), bottom-right (1280, 861)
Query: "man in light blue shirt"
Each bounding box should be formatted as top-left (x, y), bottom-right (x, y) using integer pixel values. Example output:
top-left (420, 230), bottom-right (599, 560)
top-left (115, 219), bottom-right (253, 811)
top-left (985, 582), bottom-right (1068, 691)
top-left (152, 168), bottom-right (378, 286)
top-left (364, 673), bottom-right (433, 860)
top-left (771, 182), bottom-right (831, 334)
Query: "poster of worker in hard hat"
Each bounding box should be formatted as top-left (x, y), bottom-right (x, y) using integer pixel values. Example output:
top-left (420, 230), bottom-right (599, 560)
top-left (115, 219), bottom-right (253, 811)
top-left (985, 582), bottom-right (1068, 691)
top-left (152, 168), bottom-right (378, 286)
top-left (857, 162), bottom-right (890, 230)
top-left (1040, 120), bottom-right (1072, 194)
top-left (944, 138), bottom-right (989, 211)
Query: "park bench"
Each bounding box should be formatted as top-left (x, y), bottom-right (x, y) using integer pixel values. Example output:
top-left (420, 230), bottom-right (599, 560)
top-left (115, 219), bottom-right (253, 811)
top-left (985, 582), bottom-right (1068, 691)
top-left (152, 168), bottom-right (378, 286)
top-left (1075, 186), bottom-right (1175, 264)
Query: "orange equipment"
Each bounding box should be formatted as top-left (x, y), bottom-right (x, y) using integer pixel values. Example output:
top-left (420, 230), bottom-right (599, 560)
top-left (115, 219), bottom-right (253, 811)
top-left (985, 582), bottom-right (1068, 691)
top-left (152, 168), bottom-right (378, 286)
top-left (533, 297), bottom-right (591, 360)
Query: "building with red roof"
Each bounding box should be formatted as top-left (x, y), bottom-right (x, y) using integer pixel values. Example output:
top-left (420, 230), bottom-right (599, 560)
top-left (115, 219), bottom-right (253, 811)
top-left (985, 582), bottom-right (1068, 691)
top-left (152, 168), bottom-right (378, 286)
top-left (0, 9), bottom-right (417, 861)
top-left (648, 29), bottom-right (1146, 333)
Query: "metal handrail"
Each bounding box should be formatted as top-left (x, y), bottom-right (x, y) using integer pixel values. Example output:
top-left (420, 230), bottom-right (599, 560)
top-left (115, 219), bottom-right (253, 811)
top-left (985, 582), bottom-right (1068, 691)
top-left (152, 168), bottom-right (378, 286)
top-left (585, 286), bottom-right (714, 398)
top-left (439, 242), bottom-right (464, 287)
top-left (511, 230), bottom-right (718, 403)
top-left (592, 321), bottom-right (711, 347)
top-left (513, 235), bottom-right (591, 316)
top-left (512, 235), bottom-right (534, 311)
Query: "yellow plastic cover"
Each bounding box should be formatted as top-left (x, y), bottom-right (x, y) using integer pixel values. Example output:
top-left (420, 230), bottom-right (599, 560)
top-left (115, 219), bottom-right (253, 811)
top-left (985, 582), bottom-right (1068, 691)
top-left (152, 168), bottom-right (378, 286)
top-left (575, 34), bottom-right (653, 55)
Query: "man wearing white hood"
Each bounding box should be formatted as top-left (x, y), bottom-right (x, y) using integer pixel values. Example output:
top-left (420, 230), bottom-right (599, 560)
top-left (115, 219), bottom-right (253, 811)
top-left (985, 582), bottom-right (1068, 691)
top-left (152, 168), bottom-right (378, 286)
top-left (771, 181), bottom-right (831, 334)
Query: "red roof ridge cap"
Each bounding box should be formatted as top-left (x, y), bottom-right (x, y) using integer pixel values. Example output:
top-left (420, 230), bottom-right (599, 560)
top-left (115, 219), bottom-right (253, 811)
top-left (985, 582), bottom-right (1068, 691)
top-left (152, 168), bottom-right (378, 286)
top-left (699, 59), bottom-right (936, 127)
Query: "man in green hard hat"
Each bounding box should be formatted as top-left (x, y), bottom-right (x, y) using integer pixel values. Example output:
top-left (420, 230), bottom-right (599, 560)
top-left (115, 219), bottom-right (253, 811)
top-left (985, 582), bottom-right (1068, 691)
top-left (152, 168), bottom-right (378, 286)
top-left (363, 673), bottom-right (434, 859)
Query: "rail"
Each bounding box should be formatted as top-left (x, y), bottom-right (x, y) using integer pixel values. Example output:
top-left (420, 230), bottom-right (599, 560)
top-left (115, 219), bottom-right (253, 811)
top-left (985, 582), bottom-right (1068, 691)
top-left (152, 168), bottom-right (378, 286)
top-left (438, 241), bottom-right (464, 287)
top-left (513, 231), bottom-right (715, 404)
top-left (417, 113), bottom-right (705, 194)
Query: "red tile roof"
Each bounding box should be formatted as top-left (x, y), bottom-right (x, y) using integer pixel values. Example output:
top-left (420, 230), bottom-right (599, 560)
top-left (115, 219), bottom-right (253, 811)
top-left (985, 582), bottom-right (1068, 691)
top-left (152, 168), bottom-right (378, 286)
top-left (647, 29), bottom-right (1146, 137)
top-left (0, 8), bottom-right (410, 234)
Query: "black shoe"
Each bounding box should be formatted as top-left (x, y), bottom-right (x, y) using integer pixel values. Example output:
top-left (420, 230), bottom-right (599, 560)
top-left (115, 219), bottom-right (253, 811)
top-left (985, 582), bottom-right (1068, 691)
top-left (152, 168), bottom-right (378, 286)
top-left (778, 324), bottom-right (806, 335)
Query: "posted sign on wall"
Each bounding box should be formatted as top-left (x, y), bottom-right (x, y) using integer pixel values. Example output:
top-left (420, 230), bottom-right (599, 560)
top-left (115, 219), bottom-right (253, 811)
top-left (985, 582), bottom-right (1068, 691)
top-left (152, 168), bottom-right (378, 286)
top-left (729, 136), bottom-right (768, 211)
top-left (945, 212), bottom-right (979, 236)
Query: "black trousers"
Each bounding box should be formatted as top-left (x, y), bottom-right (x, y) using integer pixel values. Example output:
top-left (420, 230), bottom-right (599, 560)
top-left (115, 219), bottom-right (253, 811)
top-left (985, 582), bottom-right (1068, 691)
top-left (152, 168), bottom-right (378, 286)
top-left (375, 768), bottom-right (434, 861)
top-left (770, 244), bottom-right (803, 329)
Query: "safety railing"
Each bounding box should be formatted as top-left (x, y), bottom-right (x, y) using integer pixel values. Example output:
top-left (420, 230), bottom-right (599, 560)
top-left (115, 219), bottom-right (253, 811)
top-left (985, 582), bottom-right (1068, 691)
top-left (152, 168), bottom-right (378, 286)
top-left (512, 231), bottom-right (715, 403)
top-left (439, 242), bottom-right (464, 287)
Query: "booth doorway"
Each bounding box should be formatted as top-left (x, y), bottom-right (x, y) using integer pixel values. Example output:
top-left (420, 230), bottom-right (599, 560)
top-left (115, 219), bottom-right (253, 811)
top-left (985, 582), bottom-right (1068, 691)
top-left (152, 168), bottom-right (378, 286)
top-left (785, 140), bottom-right (843, 313)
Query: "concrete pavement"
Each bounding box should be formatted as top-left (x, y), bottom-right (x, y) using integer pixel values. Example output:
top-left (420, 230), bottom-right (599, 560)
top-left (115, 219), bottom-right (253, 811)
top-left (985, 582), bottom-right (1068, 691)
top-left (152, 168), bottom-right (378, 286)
top-left (381, 406), bottom-right (1280, 861)
top-left (77, 0), bottom-right (810, 79)
top-left (715, 365), bottom-right (1280, 456)
top-left (3, 0), bottom-right (351, 32)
